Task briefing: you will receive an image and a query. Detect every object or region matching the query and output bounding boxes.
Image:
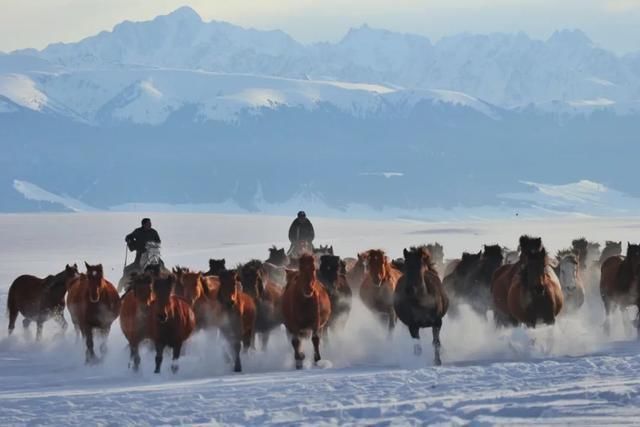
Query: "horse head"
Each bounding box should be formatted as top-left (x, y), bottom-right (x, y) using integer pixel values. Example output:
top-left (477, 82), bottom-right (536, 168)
top-left (319, 255), bottom-right (341, 287)
top-left (179, 271), bottom-right (205, 305)
top-left (267, 246), bottom-right (289, 267)
top-left (218, 269), bottom-right (241, 309)
top-left (402, 246), bottom-right (431, 293)
top-left (208, 258), bottom-right (226, 275)
top-left (606, 241), bottom-right (622, 254)
top-left (131, 272), bottom-right (154, 306)
top-left (626, 243), bottom-right (640, 276)
top-left (239, 260), bottom-right (264, 299)
top-left (152, 274), bottom-right (176, 323)
top-left (556, 254), bottom-right (579, 293)
top-left (366, 249), bottom-right (389, 287)
top-left (518, 235), bottom-right (543, 262)
top-left (425, 243), bottom-right (444, 266)
top-left (520, 248), bottom-right (548, 297)
top-left (84, 262), bottom-right (104, 303)
top-left (298, 254), bottom-right (317, 296)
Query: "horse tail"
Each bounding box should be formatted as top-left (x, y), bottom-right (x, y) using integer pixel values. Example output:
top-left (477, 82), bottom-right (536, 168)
top-left (6, 281), bottom-right (18, 317)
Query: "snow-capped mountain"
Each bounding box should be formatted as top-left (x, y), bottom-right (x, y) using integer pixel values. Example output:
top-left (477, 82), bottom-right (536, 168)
top-left (6, 6), bottom-right (639, 110)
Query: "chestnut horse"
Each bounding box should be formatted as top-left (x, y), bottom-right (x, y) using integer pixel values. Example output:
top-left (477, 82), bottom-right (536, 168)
top-left (492, 235), bottom-right (544, 326)
top-left (507, 248), bottom-right (564, 327)
top-left (174, 268), bottom-right (220, 329)
top-left (7, 264), bottom-right (79, 339)
top-left (66, 263), bottom-right (121, 363)
top-left (238, 260), bottom-right (282, 350)
top-left (318, 255), bottom-right (352, 333)
top-left (394, 247), bottom-right (448, 365)
top-left (217, 269), bottom-right (257, 372)
top-left (359, 249), bottom-right (402, 332)
top-left (119, 272), bottom-right (153, 371)
top-left (600, 243), bottom-right (640, 335)
top-left (554, 253), bottom-right (585, 313)
top-left (149, 274), bottom-right (195, 373)
top-left (282, 254), bottom-right (331, 369)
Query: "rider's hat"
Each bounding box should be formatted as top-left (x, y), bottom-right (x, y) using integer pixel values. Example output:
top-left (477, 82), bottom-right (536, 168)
top-left (297, 211), bottom-right (306, 218)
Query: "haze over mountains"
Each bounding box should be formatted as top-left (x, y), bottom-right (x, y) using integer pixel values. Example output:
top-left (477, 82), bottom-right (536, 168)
top-left (1, 6), bottom-right (639, 216)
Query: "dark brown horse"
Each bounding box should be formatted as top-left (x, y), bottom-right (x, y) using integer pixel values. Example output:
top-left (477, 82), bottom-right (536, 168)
top-left (600, 243), bottom-right (640, 335)
top-left (507, 248), bottom-right (564, 327)
top-left (599, 241), bottom-right (622, 266)
top-left (318, 255), bottom-right (352, 333)
top-left (238, 260), bottom-right (283, 350)
top-left (492, 235), bottom-right (544, 326)
top-left (7, 264), bottom-right (80, 339)
top-left (394, 247), bottom-right (448, 365)
top-left (149, 274), bottom-right (195, 373)
top-left (205, 259), bottom-right (226, 276)
top-left (66, 263), bottom-right (121, 363)
top-left (217, 269), bottom-right (257, 372)
top-left (119, 272), bottom-right (153, 371)
top-left (359, 249), bottom-right (402, 332)
top-left (282, 254), bottom-right (331, 369)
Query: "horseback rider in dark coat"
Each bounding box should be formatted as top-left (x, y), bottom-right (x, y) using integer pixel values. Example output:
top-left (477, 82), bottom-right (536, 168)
top-left (125, 218), bottom-right (161, 265)
top-left (288, 211), bottom-right (315, 253)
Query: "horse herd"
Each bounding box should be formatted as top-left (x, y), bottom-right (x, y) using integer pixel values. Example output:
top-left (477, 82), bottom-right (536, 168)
top-left (5, 237), bottom-right (639, 374)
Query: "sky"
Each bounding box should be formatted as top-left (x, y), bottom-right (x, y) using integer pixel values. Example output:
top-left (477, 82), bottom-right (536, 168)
top-left (1, 0), bottom-right (639, 54)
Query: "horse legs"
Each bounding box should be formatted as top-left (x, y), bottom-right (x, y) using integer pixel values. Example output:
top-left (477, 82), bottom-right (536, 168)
top-left (409, 326), bottom-right (422, 356)
top-left (312, 331), bottom-right (321, 364)
top-left (602, 297), bottom-right (613, 335)
top-left (84, 327), bottom-right (97, 364)
top-left (99, 327), bottom-right (110, 357)
top-left (432, 321), bottom-right (443, 366)
top-left (154, 342), bottom-right (165, 374)
top-left (260, 332), bottom-right (270, 351)
top-left (291, 335), bottom-right (305, 370)
top-left (171, 344), bottom-right (182, 374)
top-left (129, 343), bottom-right (141, 372)
top-left (36, 320), bottom-right (44, 341)
top-left (233, 339), bottom-right (242, 373)
top-left (54, 313), bottom-right (68, 335)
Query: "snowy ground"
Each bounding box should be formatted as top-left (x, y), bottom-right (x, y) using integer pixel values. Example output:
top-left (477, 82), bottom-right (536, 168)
top-left (0, 213), bottom-right (639, 425)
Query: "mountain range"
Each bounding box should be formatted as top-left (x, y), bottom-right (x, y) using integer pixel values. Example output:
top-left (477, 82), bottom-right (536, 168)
top-left (1, 6), bottom-right (639, 215)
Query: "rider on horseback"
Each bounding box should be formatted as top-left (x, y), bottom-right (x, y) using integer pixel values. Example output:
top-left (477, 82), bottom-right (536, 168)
top-left (125, 218), bottom-right (161, 265)
top-left (288, 211), bottom-right (315, 256)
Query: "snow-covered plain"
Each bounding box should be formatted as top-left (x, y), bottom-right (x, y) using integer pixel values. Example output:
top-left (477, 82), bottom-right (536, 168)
top-left (0, 213), bottom-right (639, 425)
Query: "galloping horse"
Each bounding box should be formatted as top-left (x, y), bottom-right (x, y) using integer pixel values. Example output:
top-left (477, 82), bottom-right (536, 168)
top-left (174, 269), bottom-right (220, 330)
top-left (119, 272), bottom-right (153, 371)
top-left (66, 263), bottom-right (121, 363)
top-left (492, 235), bottom-right (544, 326)
top-left (238, 260), bottom-right (283, 350)
top-left (394, 247), bottom-right (448, 365)
top-left (263, 246), bottom-right (290, 286)
top-left (507, 248), bottom-right (564, 327)
top-left (318, 255), bottom-right (352, 333)
top-left (554, 253), bottom-right (585, 312)
top-left (149, 274), bottom-right (195, 374)
top-left (7, 264), bottom-right (80, 339)
top-left (359, 249), bottom-right (402, 332)
top-left (345, 252), bottom-right (367, 290)
top-left (282, 254), bottom-right (331, 369)
top-left (600, 243), bottom-right (640, 335)
top-left (205, 259), bottom-right (226, 276)
top-left (217, 269), bottom-right (256, 372)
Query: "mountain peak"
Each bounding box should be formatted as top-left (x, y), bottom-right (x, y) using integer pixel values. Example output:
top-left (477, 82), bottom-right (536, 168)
top-left (548, 29), bottom-right (592, 46)
top-left (163, 6), bottom-right (202, 22)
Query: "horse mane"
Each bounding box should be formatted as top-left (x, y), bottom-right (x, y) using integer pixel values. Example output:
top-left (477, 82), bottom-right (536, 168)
top-left (556, 248), bottom-right (574, 259)
top-left (571, 237), bottom-right (589, 250)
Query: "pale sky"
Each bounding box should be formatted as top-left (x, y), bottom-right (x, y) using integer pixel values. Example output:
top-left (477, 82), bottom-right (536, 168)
top-left (1, 0), bottom-right (640, 54)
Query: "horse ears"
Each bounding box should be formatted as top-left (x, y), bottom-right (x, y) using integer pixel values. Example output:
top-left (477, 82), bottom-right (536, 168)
top-left (403, 248), bottom-right (409, 258)
top-left (84, 261), bottom-right (90, 269)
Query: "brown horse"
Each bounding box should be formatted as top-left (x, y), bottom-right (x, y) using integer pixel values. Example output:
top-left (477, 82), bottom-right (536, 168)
top-left (359, 249), bottom-right (402, 332)
top-left (554, 253), bottom-right (585, 313)
top-left (217, 269), bottom-right (257, 372)
top-left (600, 243), bottom-right (640, 335)
top-left (507, 248), bottom-right (564, 327)
top-left (119, 272), bottom-right (153, 371)
top-left (318, 255), bottom-right (352, 333)
top-left (345, 252), bottom-right (366, 290)
top-left (492, 235), bottom-right (544, 326)
top-left (282, 254), bottom-right (331, 369)
top-left (205, 259), bottom-right (226, 276)
top-left (7, 264), bottom-right (80, 339)
top-left (238, 260), bottom-right (282, 350)
top-left (66, 263), bottom-right (121, 363)
top-left (174, 269), bottom-right (220, 329)
top-left (149, 274), bottom-right (195, 373)
top-left (394, 247), bottom-right (449, 365)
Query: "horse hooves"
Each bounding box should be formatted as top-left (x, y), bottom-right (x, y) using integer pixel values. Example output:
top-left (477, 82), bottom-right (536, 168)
top-left (171, 364), bottom-right (179, 374)
top-left (434, 356), bottom-right (442, 366)
top-left (154, 368), bottom-right (161, 374)
top-left (413, 343), bottom-right (423, 356)
top-left (295, 359), bottom-right (304, 370)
